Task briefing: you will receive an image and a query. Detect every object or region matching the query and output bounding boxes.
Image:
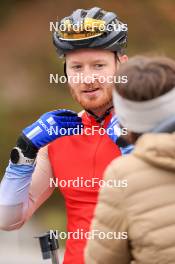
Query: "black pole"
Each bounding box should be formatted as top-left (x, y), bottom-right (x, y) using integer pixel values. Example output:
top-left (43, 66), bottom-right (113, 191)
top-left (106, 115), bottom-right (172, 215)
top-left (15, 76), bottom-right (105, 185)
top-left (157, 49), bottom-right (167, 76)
top-left (35, 231), bottom-right (59, 264)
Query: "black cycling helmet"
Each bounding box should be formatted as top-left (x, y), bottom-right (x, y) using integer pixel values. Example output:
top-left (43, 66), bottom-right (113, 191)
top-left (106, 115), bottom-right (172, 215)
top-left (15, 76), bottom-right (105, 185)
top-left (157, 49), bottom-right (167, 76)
top-left (53, 7), bottom-right (128, 57)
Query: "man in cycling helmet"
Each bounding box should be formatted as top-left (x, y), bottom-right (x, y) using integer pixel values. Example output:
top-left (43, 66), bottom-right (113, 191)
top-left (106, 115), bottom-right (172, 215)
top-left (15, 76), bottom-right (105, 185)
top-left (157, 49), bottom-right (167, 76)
top-left (0, 7), bottom-right (132, 264)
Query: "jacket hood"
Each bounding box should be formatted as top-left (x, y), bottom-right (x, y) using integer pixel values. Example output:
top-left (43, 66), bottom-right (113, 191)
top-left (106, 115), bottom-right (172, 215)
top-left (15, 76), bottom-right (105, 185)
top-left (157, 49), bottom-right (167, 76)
top-left (134, 133), bottom-right (175, 172)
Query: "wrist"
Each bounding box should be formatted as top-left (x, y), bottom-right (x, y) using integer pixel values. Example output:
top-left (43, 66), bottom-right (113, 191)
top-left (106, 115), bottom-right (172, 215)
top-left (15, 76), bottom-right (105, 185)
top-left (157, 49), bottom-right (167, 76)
top-left (10, 147), bottom-right (36, 165)
top-left (7, 160), bottom-right (35, 174)
top-left (16, 133), bottom-right (39, 158)
top-left (10, 134), bottom-right (39, 165)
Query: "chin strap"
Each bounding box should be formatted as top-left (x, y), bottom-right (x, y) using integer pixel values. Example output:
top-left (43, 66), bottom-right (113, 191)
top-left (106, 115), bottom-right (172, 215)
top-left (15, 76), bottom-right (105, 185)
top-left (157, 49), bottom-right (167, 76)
top-left (86, 106), bottom-right (113, 123)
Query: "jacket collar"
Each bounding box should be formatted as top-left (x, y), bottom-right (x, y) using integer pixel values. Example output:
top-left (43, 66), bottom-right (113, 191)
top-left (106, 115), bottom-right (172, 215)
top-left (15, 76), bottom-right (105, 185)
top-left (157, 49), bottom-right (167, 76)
top-left (79, 108), bottom-right (114, 128)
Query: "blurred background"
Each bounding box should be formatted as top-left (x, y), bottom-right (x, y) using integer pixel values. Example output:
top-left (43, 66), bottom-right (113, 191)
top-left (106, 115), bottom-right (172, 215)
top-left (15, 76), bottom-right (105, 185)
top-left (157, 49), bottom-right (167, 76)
top-left (0, 0), bottom-right (174, 263)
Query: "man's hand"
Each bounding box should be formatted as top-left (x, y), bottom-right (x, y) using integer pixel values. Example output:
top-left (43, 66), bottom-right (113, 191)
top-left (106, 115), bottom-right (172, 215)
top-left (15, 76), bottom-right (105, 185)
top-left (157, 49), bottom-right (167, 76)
top-left (22, 109), bottom-right (83, 149)
top-left (106, 116), bottom-right (133, 154)
top-left (106, 116), bottom-right (121, 144)
top-left (10, 109), bottom-right (82, 164)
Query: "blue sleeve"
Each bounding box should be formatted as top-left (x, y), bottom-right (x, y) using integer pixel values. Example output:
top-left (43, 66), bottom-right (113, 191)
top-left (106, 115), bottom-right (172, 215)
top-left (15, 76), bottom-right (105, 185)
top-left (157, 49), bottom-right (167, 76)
top-left (120, 144), bottom-right (134, 155)
top-left (107, 115), bottom-right (134, 155)
top-left (0, 161), bottom-right (35, 206)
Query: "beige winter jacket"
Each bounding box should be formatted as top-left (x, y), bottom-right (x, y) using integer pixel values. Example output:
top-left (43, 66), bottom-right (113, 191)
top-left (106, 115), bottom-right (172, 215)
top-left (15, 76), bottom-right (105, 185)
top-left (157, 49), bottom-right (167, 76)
top-left (85, 133), bottom-right (175, 264)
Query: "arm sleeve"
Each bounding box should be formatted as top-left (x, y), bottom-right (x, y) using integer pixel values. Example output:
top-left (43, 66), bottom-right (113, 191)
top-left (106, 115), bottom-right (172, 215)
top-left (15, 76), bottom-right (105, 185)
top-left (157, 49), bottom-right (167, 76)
top-left (0, 145), bottom-right (55, 231)
top-left (85, 163), bottom-right (130, 264)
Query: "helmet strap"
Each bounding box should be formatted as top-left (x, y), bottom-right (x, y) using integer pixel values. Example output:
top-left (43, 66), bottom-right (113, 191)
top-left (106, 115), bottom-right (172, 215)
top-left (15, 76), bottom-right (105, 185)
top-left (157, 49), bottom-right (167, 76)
top-left (86, 106), bottom-right (113, 123)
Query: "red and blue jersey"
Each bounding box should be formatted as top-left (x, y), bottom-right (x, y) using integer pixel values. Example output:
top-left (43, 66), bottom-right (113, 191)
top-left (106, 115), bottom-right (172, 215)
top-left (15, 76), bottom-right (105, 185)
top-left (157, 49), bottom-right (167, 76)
top-left (48, 111), bottom-right (125, 264)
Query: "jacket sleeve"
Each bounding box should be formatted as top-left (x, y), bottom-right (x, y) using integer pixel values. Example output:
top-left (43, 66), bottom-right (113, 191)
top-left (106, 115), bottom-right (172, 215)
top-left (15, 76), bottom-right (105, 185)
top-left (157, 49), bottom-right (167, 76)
top-left (0, 145), bottom-right (55, 231)
top-left (85, 161), bottom-right (130, 264)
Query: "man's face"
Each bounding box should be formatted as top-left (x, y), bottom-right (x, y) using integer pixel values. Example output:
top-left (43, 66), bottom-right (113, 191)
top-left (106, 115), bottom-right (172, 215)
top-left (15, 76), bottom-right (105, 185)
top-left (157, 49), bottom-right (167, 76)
top-left (66, 49), bottom-right (118, 112)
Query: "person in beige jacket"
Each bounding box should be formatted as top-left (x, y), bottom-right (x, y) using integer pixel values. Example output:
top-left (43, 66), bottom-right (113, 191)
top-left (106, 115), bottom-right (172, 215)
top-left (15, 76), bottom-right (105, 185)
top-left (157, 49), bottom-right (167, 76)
top-left (85, 56), bottom-right (175, 264)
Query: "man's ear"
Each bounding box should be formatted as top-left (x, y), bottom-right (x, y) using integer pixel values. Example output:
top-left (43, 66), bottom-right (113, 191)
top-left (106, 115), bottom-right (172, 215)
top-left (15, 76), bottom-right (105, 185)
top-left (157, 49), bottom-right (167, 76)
top-left (119, 54), bottom-right (128, 63)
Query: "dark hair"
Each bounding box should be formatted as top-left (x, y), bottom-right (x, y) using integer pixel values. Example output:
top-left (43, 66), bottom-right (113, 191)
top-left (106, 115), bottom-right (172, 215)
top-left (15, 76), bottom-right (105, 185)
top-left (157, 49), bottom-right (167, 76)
top-left (115, 56), bottom-right (175, 101)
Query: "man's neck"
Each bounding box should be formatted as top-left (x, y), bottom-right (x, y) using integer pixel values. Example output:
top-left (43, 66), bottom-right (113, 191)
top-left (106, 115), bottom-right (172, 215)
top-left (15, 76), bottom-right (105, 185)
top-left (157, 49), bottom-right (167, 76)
top-left (86, 103), bottom-right (114, 123)
top-left (88, 102), bottom-right (113, 117)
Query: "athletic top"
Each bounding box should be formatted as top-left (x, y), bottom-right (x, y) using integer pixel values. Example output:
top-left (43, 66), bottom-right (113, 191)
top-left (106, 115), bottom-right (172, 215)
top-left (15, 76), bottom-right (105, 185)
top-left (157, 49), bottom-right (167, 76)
top-left (48, 111), bottom-right (121, 264)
